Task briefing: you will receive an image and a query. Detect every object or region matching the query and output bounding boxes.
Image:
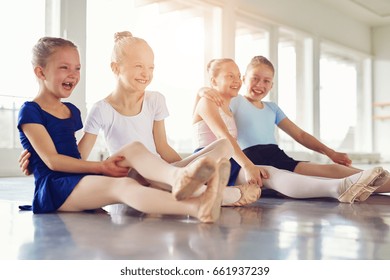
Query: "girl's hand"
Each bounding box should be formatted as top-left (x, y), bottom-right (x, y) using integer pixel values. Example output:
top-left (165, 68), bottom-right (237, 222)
top-left (19, 149), bottom-right (32, 176)
top-left (329, 151), bottom-right (352, 166)
top-left (243, 164), bottom-right (269, 187)
top-left (100, 155), bottom-right (130, 177)
top-left (199, 87), bottom-right (224, 107)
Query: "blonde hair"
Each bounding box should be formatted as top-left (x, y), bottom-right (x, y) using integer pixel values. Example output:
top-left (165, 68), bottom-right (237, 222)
top-left (206, 58), bottom-right (235, 79)
top-left (32, 37), bottom-right (77, 67)
top-left (111, 31), bottom-right (149, 63)
top-left (245, 55), bottom-right (275, 75)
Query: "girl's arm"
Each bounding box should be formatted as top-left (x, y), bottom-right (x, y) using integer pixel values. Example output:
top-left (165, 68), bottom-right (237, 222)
top-left (153, 120), bottom-right (182, 163)
top-left (21, 123), bottom-right (129, 177)
top-left (195, 97), bottom-right (268, 185)
top-left (278, 118), bottom-right (352, 166)
top-left (77, 132), bottom-right (98, 160)
top-left (193, 87), bottom-right (224, 113)
top-left (18, 131), bottom-right (98, 174)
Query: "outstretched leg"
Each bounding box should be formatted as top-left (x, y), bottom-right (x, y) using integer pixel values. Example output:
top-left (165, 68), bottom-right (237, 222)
top-left (294, 162), bottom-right (390, 193)
top-left (114, 141), bottom-right (216, 200)
top-left (59, 169), bottom-right (226, 223)
top-left (236, 165), bottom-right (387, 203)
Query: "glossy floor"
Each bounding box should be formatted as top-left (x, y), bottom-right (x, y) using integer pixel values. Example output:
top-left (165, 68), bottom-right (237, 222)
top-left (0, 176), bottom-right (390, 260)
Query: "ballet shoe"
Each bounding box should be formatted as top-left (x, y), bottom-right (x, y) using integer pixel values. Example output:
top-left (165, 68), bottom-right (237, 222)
top-left (222, 184), bottom-right (261, 207)
top-left (354, 170), bottom-right (390, 202)
top-left (338, 167), bottom-right (384, 204)
top-left (198, 158), bottom-right (230, 223)
top-left (172, 157), bottom-right (216, 201)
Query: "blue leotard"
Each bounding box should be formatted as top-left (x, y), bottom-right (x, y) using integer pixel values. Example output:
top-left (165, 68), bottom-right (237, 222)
top-left (17, 101), bottom-right (90, 213)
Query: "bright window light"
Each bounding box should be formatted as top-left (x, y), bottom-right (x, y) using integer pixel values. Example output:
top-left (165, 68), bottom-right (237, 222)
top-left (320, 57), bottom-right (357, 151)
top-left (0, 0), bottom-right (45, 148)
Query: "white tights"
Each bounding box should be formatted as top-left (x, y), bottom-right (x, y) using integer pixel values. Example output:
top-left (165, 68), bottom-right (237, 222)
top-left (236, 165), bottom-right (363, 199)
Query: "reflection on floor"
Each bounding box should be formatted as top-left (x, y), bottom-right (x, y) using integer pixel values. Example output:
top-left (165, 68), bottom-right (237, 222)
top-left (0, 176), bottom-right (390, 260)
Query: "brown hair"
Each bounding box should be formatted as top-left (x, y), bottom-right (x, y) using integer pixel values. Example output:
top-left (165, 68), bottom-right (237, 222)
top-left (245, 55), bottom-right (275, 75)
top-left (32, 37), bottom-right (77, 67)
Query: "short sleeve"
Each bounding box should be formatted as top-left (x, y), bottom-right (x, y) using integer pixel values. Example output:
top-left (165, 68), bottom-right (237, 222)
top-left (65, 102), bottom-right (83, 131)
top-left (17, 102), bottom-right (45, 131)
top-left (83, 102), bottom-right (103, 135)
top-left (267, 102), bottom-right (287, 124)
top-left (152, 91), bottom-right (169, 121)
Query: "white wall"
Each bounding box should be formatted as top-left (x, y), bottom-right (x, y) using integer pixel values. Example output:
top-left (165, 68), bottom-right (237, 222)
top-left (238, 0), bottom-right (372, 53)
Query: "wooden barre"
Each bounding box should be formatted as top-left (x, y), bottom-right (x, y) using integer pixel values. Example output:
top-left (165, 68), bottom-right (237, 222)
top-left (373, 115), bottom-right (390, 120)
top-left (373, 102), bottom-right (390, 107)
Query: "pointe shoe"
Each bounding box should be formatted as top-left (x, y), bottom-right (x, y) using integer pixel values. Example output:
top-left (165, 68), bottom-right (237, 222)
top-left (338, 167), bottom-right (384, 203)
top-left (198, 158), bottom-right (230, 223)
top-left (172, 157), bottom-right (216, 201)
top-left (222, 184), bottom-right (261, 207)
top-left (354, 170), bottom-right (390, 202)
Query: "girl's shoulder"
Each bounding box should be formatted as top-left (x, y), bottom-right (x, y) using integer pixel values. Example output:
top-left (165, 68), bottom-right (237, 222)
top-left (19, 101), bottom-right (43, 116)
top-left (18, 101), bottom-right (45, 127)
top-left (263, 101), bottom-right (280, 110)
top-left (63, 102), bottom-right (81, 114)
top-left (145, 90), bottom-right (165, 100)
top-left (231, 94), bottom-right (246, 104)
top-left (230, 94), bottom-right (245, 110)
top-left (21, 100), bottom-right (40, 109)
top-left (233, 94), bottom-right (245, 102)
top-left (144, 90), bottom-right (167, 106)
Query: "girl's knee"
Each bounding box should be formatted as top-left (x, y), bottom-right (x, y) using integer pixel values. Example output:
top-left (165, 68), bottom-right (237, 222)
top-left (217, 139), bottom-right (233, 157)
top-left (123, 141), bottom-right (146, 152)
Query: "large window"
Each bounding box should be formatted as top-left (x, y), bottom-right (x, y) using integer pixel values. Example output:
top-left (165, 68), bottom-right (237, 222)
top-left (277, 29), bottom-right (314, 152)
top-left (86, 0), bottom-right (221, 153)
top-left (235, 21), bottom-right (269, 77)
top-left (320, 54), bottom-right (358, 151)
top-left (0, 0), bottom-right (46, 148)
top-left (277, 41), bottom-right (298, 150)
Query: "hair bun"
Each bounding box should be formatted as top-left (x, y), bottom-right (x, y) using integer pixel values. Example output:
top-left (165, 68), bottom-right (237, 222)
top-left (114, 31), bottom-right (133, 42)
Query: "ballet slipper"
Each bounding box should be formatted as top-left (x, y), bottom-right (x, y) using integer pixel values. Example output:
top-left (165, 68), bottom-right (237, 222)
top-left (338, 167), bottom-right (384, 203)
top-left (222, 184), bottom-right (261, 207)
top-left (354, 170), bottom-right (390, 202)
top-left (198, 158), bottom-right (230, 223)
top-left (172, 157), bottom-right (216, 201)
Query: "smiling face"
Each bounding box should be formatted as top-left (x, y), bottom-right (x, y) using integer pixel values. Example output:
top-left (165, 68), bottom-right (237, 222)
top-left (211, 60), bottom-right (242, 99)
top-left (36, 46), bottom-right (81, 99)
top-left (243, 63), bottom-right (274, 101)
top-left (114, 40), bottom-right (154, 93)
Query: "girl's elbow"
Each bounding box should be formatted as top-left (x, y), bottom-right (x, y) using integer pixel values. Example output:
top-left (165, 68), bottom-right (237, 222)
top-left (44, 158), bottom-right (60, 171)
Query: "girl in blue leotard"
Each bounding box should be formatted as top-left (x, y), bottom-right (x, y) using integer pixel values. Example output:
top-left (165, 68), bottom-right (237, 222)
top-left (17, 36), bottom-right (229, 223)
